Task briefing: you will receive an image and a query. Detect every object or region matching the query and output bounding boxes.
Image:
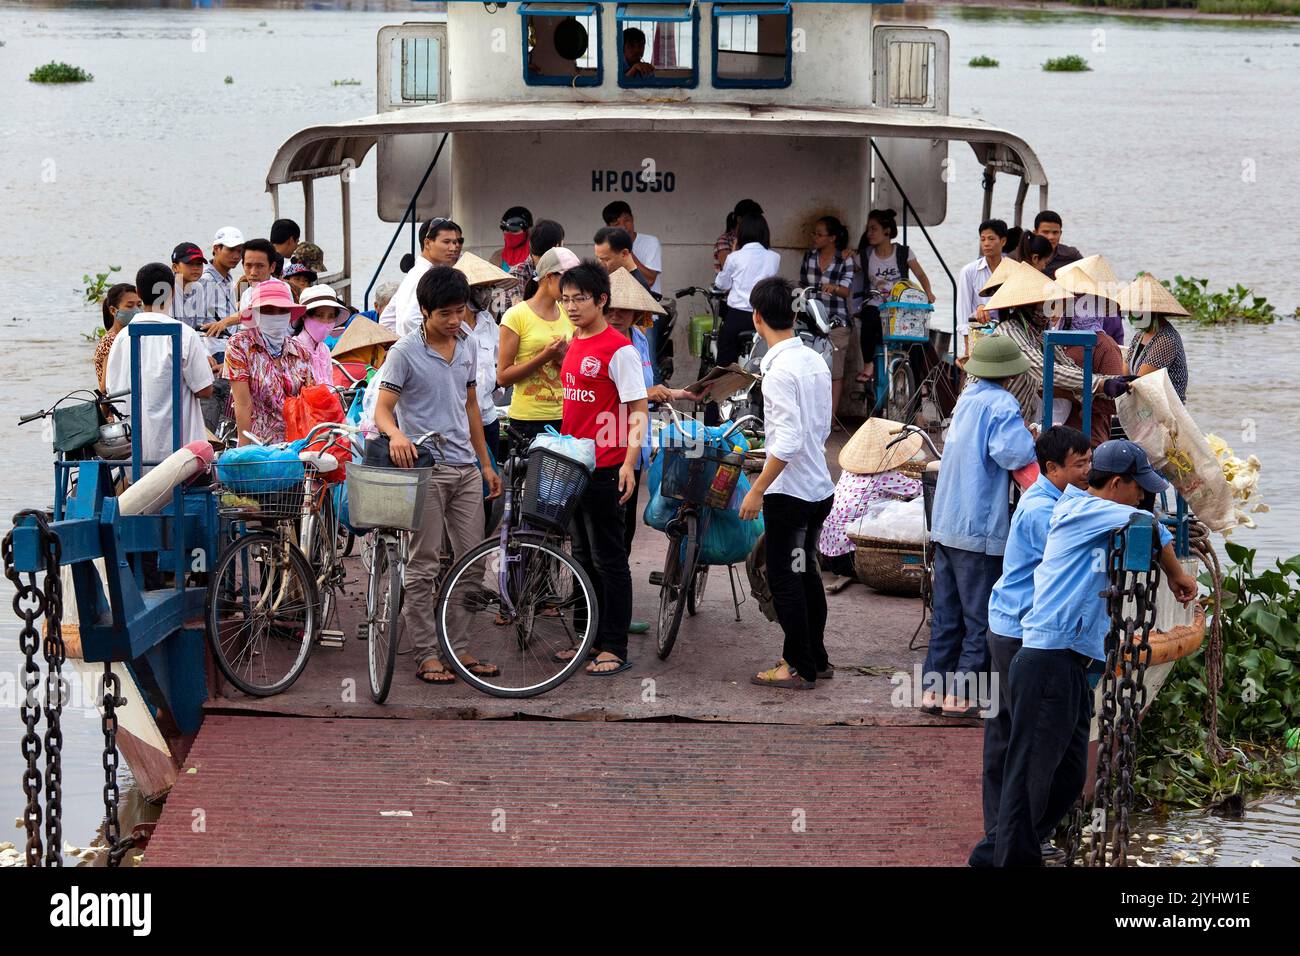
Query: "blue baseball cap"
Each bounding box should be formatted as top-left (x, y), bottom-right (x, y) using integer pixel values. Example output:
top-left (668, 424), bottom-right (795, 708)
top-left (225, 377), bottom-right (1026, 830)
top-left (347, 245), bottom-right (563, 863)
top-left (1092, 440), bottom-right (1168, 494)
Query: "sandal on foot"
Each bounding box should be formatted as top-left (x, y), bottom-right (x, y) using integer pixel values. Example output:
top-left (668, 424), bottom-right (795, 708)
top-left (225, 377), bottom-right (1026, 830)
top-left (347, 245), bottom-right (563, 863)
top-left (553, 646), bottom-right (597, 664)
top-left (460, 657), bottom-right (500, 678)
top-left (750, 663), bottom-right (815, 690)
top-left (941, 695), bottom-right (980, 718)
top-left (826, 575), bottom-right (855, 595)
top-left (919, 690), bottom-right (942, 715)
top-left (586, 654), bottom-right (632, 676)
top-left (416, 661), bottom-right (456, 685)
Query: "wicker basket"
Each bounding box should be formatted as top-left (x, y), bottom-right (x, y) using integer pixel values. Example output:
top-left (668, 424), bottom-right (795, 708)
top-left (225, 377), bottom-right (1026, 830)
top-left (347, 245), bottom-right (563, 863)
top-left (848, 532), bottom-right (926, 597)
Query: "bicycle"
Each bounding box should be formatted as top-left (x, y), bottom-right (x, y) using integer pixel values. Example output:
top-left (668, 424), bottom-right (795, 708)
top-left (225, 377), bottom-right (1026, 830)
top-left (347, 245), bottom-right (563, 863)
top-left (19, 387), bottom-right (133, 511)
top-left (432, 423), bottom-right (598, 697)
top-left (205, 423), bottom-right (355, 696)
top-left (650, 410), bottom-right (760, 660)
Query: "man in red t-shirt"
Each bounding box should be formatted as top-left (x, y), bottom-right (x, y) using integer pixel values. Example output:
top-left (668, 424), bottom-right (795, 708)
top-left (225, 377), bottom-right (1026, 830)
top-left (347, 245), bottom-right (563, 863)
top-left (558, 261), bottom-right (649, 675)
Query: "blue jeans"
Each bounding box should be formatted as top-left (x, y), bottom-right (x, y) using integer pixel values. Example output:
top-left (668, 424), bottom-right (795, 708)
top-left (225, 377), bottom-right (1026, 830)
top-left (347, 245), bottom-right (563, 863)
top-left (923, 543), bottom-right (1002, 698)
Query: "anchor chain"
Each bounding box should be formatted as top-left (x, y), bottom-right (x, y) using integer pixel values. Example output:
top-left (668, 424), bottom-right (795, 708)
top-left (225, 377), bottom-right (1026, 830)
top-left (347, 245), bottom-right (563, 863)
top-left (101, 663), bottom-right (134, 867)
top-left (3, 510), bottom-right (65, 866)
top-left (1087, 525), bottom-right (1160, 867)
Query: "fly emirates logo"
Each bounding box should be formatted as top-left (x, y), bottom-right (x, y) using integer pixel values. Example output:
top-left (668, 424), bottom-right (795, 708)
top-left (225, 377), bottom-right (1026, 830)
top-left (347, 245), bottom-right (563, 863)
top-left (562, 364), bottom-right (599, 404)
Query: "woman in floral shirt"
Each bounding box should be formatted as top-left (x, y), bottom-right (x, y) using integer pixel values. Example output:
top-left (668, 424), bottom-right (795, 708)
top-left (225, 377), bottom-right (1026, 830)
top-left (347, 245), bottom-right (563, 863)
top-left (94, 284), bottom-right (142, 393)
top-left (224, 279), bottom-right (315, 445)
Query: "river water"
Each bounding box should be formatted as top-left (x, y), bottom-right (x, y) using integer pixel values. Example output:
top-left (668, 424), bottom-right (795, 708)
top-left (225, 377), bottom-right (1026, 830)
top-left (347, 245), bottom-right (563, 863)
top-left (0, 0), bottom-right (1296, 864)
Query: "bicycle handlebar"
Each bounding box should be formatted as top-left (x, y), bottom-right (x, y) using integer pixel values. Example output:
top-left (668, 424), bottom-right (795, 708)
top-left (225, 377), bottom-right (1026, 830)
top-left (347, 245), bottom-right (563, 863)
top-left (674, 286), bottom-right (723, 299)
top-left (18, 387), bottom-right (131, 426)
top-left (302, 421), bottom-right (360, 445)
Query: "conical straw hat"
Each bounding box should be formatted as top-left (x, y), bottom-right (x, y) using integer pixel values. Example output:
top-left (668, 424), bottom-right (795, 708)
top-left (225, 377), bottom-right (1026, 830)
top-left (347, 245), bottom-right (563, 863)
top-left (984, 261), bottom-right (1071, 311)
top-left (979, 256), bottom-right (1018, 296)
top-left (453, 251), bottom-right (514, 287)
top-left (1055, 257), bottom-right (1123, 303)
top-left (330, 315), bottom-right (398, 358)
top-left (838, 417), bottom-right (925, 475)
top-left (1068, 254), bottom-right (1119, 286)
top-left (1116, 273), bottom-right (1190, 318)
top-left (608, 267), bottom-right (666, 315)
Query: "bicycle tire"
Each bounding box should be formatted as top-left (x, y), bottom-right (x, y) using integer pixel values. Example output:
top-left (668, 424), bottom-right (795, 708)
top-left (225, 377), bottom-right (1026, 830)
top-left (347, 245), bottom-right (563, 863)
top-left (887, 358), bottom-right (917, 425)
top-left (206, 531), bottom-right (317, 697)
top-left (300, 493), bottom-right (337, 634)
top-left (436, 535), bottom-right (598, 698)
top-left (686, 564), bottom-right (709, 617)
top-left (656, 511), bottom-right (698, 660)
top-left (367, 538), bottom-right (402, 704)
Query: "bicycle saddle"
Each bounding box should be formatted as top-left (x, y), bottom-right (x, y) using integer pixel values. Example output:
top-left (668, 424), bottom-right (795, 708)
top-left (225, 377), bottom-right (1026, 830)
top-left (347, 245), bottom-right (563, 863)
top-left (299, 450), bottom-right (340, 473)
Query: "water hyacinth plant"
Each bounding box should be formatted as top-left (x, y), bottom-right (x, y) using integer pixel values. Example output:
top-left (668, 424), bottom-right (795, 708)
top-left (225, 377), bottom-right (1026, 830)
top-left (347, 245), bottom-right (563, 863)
top-left (1043, 55), bottom-right (1091, 72)
top-left (1163, 275), bottom-right (1281, 325)
top-left (29, 62), bottom-right (94, 84)
top-left (968, 55), bottom-right (1000, 68)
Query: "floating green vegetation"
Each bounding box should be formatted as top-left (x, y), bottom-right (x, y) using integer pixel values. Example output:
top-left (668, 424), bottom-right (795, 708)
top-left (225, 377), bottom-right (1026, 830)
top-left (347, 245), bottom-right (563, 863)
top-left (331, 78), bottom-right (362, 87)
top-left (29, 62), bottom-right (94, 84)
top-left (80, 267), bottom-right (122, 307)
top-left (1138, 546), bottom-right (1300, 809)
top-left (1164, 275), bottom-right (1280, 325)
top-left (224, 75), bottom-right (233, 85)
top-left (968, 55), bottom-right (1000, 68)
top-left (1043, 54), bottom-right (1092, 71)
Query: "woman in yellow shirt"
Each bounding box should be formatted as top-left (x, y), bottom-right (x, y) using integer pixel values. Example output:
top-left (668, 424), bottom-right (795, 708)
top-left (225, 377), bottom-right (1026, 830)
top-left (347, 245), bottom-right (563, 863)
top-left (496, 246), bottom-right (579, 449)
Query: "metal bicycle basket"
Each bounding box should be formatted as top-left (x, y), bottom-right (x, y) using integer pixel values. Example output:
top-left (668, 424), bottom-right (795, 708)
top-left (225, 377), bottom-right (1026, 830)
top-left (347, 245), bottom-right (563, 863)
top-left (345, 462), bottom-right (433, 532)
top-left (521, 448), bottom-right (590, 531)
top-left (660, 441), bottom-right (744, 509)
top-left (214, 458), bottom-right (308, 522)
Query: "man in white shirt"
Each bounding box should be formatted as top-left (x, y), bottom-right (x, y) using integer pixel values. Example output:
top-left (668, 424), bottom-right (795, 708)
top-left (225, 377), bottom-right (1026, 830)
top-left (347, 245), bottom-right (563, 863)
top-left (107, 262), bottom-right (216, 472)
top-left (955, 218), bottom-right (1009, 356)
top-left (601, 201), bottom-right (661, 295)
top-left (739, 277), bottom-right (835, 690)
top-left (381, 217), bottom-right (465, 336)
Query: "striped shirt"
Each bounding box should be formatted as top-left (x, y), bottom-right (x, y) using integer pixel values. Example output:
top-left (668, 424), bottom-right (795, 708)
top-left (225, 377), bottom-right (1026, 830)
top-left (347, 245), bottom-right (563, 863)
top-left (799, 249), bottom-right (856, 325)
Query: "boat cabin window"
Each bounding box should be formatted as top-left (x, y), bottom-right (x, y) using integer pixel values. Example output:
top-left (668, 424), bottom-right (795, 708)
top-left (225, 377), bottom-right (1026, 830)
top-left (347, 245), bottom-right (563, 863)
top-left (519, 2), bottom-right (604, 87)
top-left (712, 2), bottom-right (792, 89)
top-left (616, 4), bottom-right (699, 89)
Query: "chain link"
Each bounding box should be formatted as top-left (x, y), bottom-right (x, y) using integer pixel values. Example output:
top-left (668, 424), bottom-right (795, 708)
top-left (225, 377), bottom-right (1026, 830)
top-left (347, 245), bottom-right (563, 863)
top-left (101, 662), bottom-right (135, 867)
top-left (1087, 523), bottom-right (1160, 867)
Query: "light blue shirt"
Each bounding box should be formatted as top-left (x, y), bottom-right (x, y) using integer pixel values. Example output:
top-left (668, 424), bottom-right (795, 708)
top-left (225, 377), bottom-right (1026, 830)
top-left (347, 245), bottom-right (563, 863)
top-left (1021, 484), bottom-right (1173, 661)
top-left (929, 378), bottom-right (1036, 555)
top-left (987, 475), bottom-right (1063, 641)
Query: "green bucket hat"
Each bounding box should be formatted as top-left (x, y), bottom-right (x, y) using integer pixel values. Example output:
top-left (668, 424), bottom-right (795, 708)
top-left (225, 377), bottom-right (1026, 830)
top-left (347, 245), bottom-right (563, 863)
top-left (965, 333), bottom-right (1030, 380)
top-left (291, 241), bottom-right (325, 273)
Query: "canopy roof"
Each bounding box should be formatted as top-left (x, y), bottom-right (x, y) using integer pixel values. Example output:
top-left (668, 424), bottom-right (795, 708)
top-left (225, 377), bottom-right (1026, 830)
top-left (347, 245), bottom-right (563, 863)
top-left (265, 100), bottom-right (1048, 190)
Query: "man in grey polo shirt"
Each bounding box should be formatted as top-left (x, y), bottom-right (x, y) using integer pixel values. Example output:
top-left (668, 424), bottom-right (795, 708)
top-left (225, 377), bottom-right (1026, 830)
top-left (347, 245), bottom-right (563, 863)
top-left (374, 266), bottom-right (502, 685)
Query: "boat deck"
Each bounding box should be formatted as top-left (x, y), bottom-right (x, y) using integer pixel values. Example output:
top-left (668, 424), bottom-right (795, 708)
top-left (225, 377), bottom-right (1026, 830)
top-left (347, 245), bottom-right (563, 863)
top-left (144, 432), bottom-right (988, 866)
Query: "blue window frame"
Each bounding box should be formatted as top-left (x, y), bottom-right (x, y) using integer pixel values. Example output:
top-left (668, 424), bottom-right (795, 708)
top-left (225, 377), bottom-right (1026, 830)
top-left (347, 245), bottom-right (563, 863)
top-left (519, 2), bottom-right (604, 87)
top-left (616, 3), bottom-right (699, 90)
top-left (711, 2), bottom-right (793, 90)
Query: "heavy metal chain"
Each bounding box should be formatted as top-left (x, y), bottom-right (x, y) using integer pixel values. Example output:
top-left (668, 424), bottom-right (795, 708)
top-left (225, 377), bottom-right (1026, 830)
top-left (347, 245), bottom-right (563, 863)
top-left (101, 663), bottom-right (134, 867)
top-left (3, 510), bottom-right (64, 867)
top-left (1088, 526), bottom-right (1160, 867)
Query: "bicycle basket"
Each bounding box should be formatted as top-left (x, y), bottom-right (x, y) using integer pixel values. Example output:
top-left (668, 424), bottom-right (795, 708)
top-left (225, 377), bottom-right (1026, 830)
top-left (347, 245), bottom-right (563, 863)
top-left (345, 462), bottom-right (432, 532)
top-left (214, 460), bottom-right (307, 521)
top-left (660, 443), bottom-right (744, 509)
top-left (521, 448), bottom-right (590, 531)
top-left (882, 300), bottom-right (932, 343)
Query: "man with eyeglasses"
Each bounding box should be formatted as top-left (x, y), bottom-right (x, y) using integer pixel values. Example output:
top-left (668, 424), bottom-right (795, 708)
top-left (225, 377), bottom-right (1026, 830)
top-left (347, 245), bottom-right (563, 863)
top-left (381, 217), bottom-right (466, 336)
top-left (556, 260), bottom-right (649, 677)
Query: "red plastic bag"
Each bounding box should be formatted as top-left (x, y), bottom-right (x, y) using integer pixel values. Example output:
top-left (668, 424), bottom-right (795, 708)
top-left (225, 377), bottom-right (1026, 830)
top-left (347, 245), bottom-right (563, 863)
top-left (284, 384), bottom-right (351, 481)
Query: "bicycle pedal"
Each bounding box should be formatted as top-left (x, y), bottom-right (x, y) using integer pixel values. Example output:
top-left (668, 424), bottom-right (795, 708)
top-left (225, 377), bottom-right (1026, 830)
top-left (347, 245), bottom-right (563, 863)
top-left (648, 571), bottom-right (664, 586)
top-left (317, 629), bottom-right (346, 649)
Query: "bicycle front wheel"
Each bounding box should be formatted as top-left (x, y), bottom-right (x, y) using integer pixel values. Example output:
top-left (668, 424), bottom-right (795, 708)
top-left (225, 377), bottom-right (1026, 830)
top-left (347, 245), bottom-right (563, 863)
top-left (301, 493), bottom-right (338, 633)
top-left (436, 535), bottom-right (597, 698)
top-left (367, 537), bottom-right (403, 704)
top-left (886, 358), bottom-right (917, 425)
top-left (656, 511), bottom-right (698, 660)
top-left (206, 531), bottom-right (317, 697)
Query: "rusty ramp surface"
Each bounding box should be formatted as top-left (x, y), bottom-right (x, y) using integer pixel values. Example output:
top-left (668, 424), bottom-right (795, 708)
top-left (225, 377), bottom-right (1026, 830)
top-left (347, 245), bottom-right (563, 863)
top-left (144, 716), bottom-right (983, 866)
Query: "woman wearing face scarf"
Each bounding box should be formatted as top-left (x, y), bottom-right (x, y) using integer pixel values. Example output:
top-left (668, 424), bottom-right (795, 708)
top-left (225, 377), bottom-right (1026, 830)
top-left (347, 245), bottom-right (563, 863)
top-left (94, 283), bottom-right (142, 393)
top-left (294, 284), bottom-right (352, 386)
top-left (490, 205), bottom-right (533, 273)
top-left (1117, 274), bottom-right (1190, 404)
top-left (224, 278), bottom-right (315, 445)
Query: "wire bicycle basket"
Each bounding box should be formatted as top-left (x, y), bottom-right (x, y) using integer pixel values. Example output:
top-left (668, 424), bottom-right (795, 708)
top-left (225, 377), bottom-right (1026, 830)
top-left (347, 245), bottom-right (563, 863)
top-left (521, 448), bottom-right (590, 531)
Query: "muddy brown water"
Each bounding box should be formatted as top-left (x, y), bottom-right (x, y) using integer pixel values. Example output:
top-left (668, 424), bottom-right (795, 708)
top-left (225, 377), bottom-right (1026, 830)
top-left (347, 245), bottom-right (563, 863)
top-left (0, 0), bottom-right (1296, 864)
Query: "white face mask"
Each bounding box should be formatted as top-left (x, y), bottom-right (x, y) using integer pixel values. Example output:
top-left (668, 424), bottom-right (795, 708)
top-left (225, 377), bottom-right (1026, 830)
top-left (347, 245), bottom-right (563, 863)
top-left (1129, 313), bottom-right (1156, 331)
top-left (254, 311), bottom-right (291, 353)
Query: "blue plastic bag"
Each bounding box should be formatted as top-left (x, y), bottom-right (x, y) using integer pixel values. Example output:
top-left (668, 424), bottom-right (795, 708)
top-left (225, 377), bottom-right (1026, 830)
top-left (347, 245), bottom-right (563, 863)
top-left (697, 473), bottom-right (764, 565)
top-left (215, 440), bottom-right (307, 493)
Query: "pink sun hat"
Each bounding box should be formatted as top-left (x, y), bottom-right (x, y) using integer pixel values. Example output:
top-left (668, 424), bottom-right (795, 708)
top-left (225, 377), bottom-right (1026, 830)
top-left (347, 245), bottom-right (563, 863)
top-left (242, 278), bottom-right (306, 321)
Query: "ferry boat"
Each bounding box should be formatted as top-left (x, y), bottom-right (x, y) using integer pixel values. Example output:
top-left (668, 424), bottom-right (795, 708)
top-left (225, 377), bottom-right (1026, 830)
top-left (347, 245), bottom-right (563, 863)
top-left (8, 0), bottom-right (1206, 865)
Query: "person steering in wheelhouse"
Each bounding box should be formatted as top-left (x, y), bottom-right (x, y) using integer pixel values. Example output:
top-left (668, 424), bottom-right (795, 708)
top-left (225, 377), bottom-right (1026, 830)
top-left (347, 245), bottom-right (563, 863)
top-left (373, 266), bottom-right (502, 686)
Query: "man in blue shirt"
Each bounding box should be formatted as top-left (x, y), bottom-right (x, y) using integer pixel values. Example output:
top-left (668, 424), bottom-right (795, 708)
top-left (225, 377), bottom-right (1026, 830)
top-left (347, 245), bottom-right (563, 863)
top-left (992, 440), bottom-right (1198, 866)
top-left (925, 335), bottom-right (1037, 716)
top-left (968, 425), bottom-right (1091, 868)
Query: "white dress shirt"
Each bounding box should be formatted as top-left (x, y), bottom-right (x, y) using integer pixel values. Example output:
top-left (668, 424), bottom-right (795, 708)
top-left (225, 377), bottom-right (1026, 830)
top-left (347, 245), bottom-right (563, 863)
top-left (716, 242), bottom-right (781, 312)
top-left (380, 255), bottom-right (432, 336)
top-left (956, 255), bottom-right (999, 338)
top-left (759, 336), bottom-right (834, 502)
top-left (633, 232), bottom-right (663, 295)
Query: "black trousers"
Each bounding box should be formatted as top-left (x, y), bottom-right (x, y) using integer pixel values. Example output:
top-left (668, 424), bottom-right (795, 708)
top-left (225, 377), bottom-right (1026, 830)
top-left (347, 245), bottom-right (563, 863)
top-left (968, 632), bottom-right (1022, 868)
top-left (622, 467), bottom-right (642, 554)
top-left (992, 646), bottom-right (1092, 867)
top-left (858, 305), bottom-right (881, 375)
top-left (508, 417), bottom-right (562, 456)
top-left (716, 305), bottom-right (754, 368)
top-left (763, 493), bottom-right (834, 681)
top-left (570, 466), bottom-right (632, 661)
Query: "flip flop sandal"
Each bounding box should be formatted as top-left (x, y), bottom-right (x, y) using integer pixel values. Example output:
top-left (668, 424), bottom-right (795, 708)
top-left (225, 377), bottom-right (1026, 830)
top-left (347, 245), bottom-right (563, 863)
top-left (461, 659), bottom-right (500, 678)
top-left (553, 646), bottom-right (598, 664)
top-left (586, 656), bottom-right (633, 677)
top-left (750, 663), bottom-right (815, 689)
top-left (942, 703), bottom-right (981, 718)
top-left (416, 664), bottom-right (456, 685)
top-left (826, 575), bottom-right (855, 595)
